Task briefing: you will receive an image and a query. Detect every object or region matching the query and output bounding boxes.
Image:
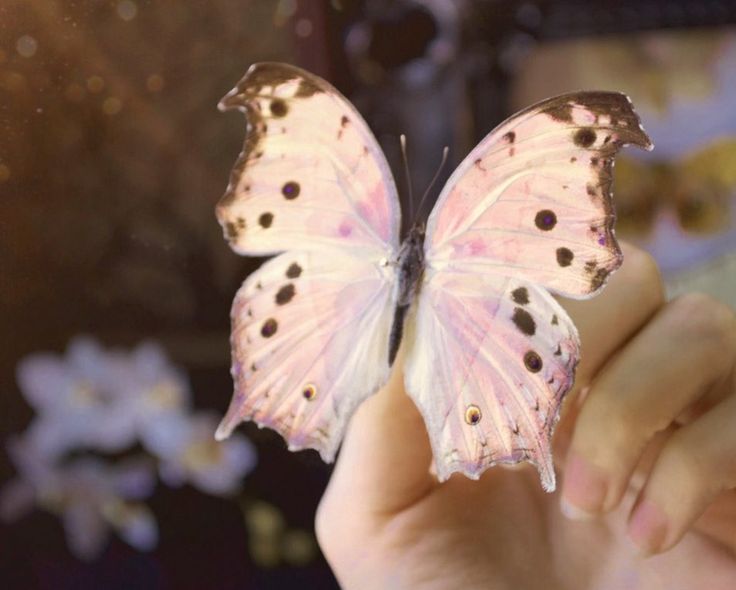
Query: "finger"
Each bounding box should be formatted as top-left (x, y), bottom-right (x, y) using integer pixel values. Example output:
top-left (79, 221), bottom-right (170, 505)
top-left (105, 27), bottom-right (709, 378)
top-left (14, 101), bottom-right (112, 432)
top-left (561, 293), bottom-right (736, 519)
top-left (319, 347), bottom-right (435, 519)
top-left (628, 385), bottom-right (736, 555)
top-left (553, 243), bottom-right (664, 455)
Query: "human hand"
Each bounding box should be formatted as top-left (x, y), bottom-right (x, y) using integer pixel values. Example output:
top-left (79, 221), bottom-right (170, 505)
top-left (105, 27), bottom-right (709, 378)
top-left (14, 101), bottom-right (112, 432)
top-left (316, 243), bottom-right (736, 590)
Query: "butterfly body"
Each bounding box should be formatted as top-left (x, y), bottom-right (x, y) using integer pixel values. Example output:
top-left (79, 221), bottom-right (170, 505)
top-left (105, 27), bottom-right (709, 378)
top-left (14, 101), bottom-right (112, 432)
top-left (389, 224), bottom-right (426, 365)
top-left (215, 62), bottom-right (652, 491)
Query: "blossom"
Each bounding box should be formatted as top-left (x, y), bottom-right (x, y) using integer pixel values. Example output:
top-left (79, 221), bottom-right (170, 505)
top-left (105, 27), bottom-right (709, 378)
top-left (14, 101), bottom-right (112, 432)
top-left (16, 337), bottom-right (189, 458)
top-left (0, 435), bottom-right (158, 560)
top-left (146, 412), bottom-right (256, 496)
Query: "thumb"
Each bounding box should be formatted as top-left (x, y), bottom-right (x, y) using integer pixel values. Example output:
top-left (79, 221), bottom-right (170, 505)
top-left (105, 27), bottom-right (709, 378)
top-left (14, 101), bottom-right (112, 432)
top-left (322, 348), bottom-right (437, 516)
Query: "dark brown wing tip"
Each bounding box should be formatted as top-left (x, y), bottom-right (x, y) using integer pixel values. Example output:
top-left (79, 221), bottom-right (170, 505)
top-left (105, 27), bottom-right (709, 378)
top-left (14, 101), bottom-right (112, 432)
top-left (579, 91), bottom-right (654, 152)
top-left (218, 62), bottom-right (325, 112)
top-left (538, 90), bottom-right (654, 152)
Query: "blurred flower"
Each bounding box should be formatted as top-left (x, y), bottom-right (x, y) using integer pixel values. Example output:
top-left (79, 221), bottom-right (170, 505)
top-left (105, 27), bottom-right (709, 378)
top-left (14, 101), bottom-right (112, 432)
top-left (6, 336), bottom-right (258, 560)
top-left (16, 337), bottom-right (190, 458)
top-left (242, 500), bottom-right (317, 568)
top-left (147, 412), bottom-right (256, 496)
top-left (0, 435), bottom-right (158, 560)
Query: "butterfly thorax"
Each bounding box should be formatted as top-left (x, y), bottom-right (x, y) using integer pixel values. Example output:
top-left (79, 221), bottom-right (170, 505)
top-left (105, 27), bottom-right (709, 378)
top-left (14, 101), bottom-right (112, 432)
top-left (387, 224), bottom-right (426, 366)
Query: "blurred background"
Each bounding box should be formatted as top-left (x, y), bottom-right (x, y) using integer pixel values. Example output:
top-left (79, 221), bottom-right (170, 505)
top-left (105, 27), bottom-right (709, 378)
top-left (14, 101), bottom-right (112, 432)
top-left (1, 1), bottom-right (735, 588)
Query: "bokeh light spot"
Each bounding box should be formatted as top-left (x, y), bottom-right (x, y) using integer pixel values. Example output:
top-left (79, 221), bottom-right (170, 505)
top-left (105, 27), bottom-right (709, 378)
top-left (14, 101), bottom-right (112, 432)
top-left (64, 83), bottom-right (86, 102)
top-left (87, 76), bottom-right (105, 93)
top-left (146, 74), bottom-right (164, 93)
top-left (103, 97), bottom-right (123, 115)
top-left (117, 0), bottom-right (138, 22)
top-left (16, 35), bottom-right (38, 58)
top-left (0, 164), bottom-right (10, 183)
top-left (295, 18), bottom-right (313, 38)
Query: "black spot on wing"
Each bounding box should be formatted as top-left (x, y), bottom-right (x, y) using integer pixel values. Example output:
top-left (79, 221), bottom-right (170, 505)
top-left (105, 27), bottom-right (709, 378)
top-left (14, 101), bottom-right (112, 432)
top-left (512, 307), bottom-right (536, 336)
top-left (295, 78), bottom-right (321, 97)
top-left (286, 263), bottom-right (302, 278)
top-left (545, 101), bottom-right (574, 123)
top-left (511, 287), bottom-right (529, 305)
top-left (275, 284), bottom-right (295, 305)
top-left (282, 181), bottom-right (300, 199)
top-left (535, 210), bottom-right (557, 231)
top-left (524, 351), bottom-right (543, 373)
top-left (556, 247), bottom-right (574, 267)
top-left (259, 212), bottom-right (274, 228)
top-left (261, 318), bottom-right (278, 337)
top-left (573, 128), bottom-right (596, 148)
top-left (225, 222), bottom-right (238, 239)
top-left (503, 131), bottom-right (515, 143)
top-left (270, 98), bottom-right (288, 117)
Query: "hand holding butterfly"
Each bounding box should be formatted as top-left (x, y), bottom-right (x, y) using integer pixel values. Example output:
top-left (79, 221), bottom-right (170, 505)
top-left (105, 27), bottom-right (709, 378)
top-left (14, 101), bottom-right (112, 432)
top-left (317, 243), bottom-right (736, 590)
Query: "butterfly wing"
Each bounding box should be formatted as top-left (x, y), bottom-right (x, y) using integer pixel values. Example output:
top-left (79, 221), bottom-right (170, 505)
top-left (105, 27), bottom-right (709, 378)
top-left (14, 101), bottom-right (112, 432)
top-left (215, 250), bottom-right (395, 460)
top-left (216, 62), bottom-right (400, 255)
top-left (405, 92), bottom-right (652, 490)
top-left (215, 63), bottom-right (400, 459)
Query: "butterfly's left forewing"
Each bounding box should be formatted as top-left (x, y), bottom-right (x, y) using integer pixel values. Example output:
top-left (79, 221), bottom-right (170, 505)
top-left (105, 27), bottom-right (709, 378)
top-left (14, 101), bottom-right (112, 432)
top-left (405, 92), bottom-right (652, 490)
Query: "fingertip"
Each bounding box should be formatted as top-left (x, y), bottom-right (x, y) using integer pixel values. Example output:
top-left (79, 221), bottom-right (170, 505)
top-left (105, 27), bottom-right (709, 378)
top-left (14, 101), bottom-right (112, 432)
top-left (560, 451), bottom-right (609, 519)
top-left (627, 497), bottom-right (669, 556)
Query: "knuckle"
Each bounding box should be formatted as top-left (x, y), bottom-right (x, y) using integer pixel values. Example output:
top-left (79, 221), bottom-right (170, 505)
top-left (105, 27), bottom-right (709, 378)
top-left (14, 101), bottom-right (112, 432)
top-left (670, 293), bottom-right (736, 351)
top-left (578, 392), bottom-right (642, 457)
top-left (658, 434), bottom-right (711, 487)
top-left (620, 246), bottom-right (664, 307)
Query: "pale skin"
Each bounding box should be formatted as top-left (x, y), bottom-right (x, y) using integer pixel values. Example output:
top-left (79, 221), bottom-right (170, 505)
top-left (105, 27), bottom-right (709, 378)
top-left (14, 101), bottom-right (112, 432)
top-left (316, 242), bottom-right (736, 590)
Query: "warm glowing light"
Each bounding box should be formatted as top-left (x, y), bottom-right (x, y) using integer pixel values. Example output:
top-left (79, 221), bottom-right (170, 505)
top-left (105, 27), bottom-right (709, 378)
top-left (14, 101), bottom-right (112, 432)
top-left (86, 76), bottom-right (105, 93)
top-left (1, 72), bottom-right (27, 92)
top-left (0, 164), bottom-right (10, 183)
top-left (16, 35), bottom-right (38, 58)
top-left (103, 97), bottom-right (123, 115)
top-left (64, 83), bottom-right (86, 102)
top-left (146, 74), bottom-right (164, 93)
top-left (295, 18), bottom-right (313, 38)
top-left (116, 0), bottom-right (138, 21)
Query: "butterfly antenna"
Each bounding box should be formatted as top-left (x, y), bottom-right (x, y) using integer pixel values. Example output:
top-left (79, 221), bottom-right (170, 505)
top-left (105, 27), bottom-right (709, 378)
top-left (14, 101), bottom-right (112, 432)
top-left (400, 134), bottom-right (415, 223)
top-left (415, 146), bottom-right (449, 226)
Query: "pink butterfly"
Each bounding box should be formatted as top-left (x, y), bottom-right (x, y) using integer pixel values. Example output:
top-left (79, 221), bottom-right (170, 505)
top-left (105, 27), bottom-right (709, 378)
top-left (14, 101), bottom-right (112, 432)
top-left (214, 62), bottom-right (652, 491)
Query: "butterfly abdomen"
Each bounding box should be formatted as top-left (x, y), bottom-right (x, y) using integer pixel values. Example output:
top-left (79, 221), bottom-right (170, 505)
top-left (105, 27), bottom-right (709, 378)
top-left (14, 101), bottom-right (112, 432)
top-left (388, 225), bottom-right (426, 365)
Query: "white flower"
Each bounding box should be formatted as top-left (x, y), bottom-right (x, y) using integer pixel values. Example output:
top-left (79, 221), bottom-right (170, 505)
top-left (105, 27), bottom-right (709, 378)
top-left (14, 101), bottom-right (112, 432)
top-left (16, 337), bottom-right (190, 458)
top-left (1, 435), bottom-right (158, 560)
top-left (150, 412), bottom-right (256, 496)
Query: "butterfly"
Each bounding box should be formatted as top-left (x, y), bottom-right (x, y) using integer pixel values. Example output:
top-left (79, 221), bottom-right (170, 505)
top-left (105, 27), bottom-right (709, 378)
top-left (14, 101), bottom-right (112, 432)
top-left (213, 62), bottom-right (652, 491)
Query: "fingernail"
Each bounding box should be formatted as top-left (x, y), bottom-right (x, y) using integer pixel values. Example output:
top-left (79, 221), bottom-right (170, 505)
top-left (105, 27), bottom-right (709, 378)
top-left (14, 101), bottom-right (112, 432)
top-left (628, 499), bottom-right (668, 555)
top-left (560, 452), bottom-right (608, 520)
